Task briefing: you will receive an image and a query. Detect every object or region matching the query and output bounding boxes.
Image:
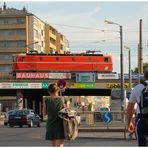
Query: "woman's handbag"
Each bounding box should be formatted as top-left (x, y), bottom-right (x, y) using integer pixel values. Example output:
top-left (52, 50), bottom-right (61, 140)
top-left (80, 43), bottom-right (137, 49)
top-left (58, 108), bottom-right (78, 140)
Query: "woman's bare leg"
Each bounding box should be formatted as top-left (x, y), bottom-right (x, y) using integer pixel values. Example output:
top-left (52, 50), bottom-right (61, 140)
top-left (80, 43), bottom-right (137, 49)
top-left (51, 140), bottom-right (56, 146)
top-left (56, 139), bottom-right (64, 147)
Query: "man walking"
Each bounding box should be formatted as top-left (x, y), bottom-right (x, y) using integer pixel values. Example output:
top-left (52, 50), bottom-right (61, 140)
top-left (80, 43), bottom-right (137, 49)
top-left (127, 67), bottom-right (148, 146)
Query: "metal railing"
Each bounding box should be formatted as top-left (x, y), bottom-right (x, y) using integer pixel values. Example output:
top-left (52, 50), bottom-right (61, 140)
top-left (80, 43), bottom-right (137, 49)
top-left (77, 111), bottom-right (126, 127)
top-left (76, 111), bottom-right (128, 139)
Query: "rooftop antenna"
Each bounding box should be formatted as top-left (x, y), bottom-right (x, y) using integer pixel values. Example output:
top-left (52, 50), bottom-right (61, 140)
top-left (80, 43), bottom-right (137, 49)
top-left (3, 2), bottom-right (6, 11)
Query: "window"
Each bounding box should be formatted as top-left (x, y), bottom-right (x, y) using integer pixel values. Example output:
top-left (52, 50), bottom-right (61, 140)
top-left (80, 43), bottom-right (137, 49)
top-left (21, 57), bottom-right (26, 62)
top-left (17, 41), bottom-right (26, 47)
top-left (0, 65), bottom-right (12, 72)
top-left (0, 54), bottom-right (12, 61)
top-left (56, 57), bottom-right (59, 61)
top-left (0, 29), bottom-right (25, 36)
top-left (17, 29), bottom-right (26, 35)
top-left (34, 18), bottom-right (41, 28)
top-left (50, 38), bottom-right (56, 44)
top-left (17, 18), bottom-right (25, 24)
top-left (104, 57), bottom-right (109, 63)
top-left (0, 41), bottom-right (26, 48)
top-left (39, 57), bottom-right (43, 60)
top-left (61, 45), bottom-right (64, 50)
top-left (41, 30), bottom-right (43, 36)
top-left (34, 29), bottom-right (41, 39)
top-left (0, 18), bottom-right (25, 24)
top-left (72, 57), bottom-right (75, 61)
top-left (88, 57), bottom-right (92, 62)
top-left (34, 43), bottom-right (41, 51)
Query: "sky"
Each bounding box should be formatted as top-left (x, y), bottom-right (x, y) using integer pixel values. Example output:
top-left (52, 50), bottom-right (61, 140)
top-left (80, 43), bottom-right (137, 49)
top-left (0, 1), bottom-right (148, 73)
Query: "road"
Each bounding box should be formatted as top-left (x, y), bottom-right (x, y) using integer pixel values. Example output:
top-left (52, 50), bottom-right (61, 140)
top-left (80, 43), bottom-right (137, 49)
top-left (0, 122), bottom-right (137, 146)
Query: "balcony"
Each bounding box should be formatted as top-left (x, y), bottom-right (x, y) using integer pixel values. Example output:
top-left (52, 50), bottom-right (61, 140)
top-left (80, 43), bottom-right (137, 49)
top-left (0, 60), bottom-right (12, 65)
top-left (50, 32), bottom-right (56, 40)
top-left (0, 48), bottom-right (26, 53)
top-left (60, 40), bottom-right (65, 45)
top-left (0, 24), bottom-right (26, 29)
top-left (0, 35), bottom-right (26, 41)
top-left (49, 43), bottom-right (56, 50)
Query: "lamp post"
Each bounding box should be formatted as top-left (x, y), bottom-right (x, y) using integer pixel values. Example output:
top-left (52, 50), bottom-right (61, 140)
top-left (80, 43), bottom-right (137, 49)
top-left (104, 20), bottom-right (125, 104)
top-left (124, 45), bottom-right (132, 90)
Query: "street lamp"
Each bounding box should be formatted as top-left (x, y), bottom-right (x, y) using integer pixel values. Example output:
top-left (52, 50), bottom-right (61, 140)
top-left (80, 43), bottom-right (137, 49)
top-left (104, 20), bottom-right (125, 103)
top-left (124, 45), bottom-right (132, 90)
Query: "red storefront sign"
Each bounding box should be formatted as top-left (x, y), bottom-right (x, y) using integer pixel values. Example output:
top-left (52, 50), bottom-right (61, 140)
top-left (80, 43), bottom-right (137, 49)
top-left (16, 73), bottom-right (71, 79)
top-left (16, 73), bottom-right (49, 79)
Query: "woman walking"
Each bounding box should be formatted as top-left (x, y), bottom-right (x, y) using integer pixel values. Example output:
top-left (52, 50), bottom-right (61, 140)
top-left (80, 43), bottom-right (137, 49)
top-left (43, 83), bottom-right (67, 147)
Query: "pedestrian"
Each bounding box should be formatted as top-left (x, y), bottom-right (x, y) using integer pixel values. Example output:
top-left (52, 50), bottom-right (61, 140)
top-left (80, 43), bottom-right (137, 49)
top-left (43, 83), bottom-right (68, 147)
top-left (126, 67), bottom-right (148, 146)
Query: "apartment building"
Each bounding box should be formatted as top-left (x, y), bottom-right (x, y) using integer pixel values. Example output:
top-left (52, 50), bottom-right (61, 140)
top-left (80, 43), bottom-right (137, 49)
top-left (0, 3), bottom-right (69, 78)
top-left (0, 5), bottom-right (45, 77)
top-left (45, 25), bottom-right (69, 54)
top-left (56, 33), bottom-right (69, 54)
top-left (45, 24), bottom-right (57, 54)
top-left (26, 14), bottom-right (45, 54)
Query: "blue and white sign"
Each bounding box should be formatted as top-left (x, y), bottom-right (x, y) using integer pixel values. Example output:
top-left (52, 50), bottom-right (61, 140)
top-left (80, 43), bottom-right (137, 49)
top-left (102, 112), bottom-right (113, 123)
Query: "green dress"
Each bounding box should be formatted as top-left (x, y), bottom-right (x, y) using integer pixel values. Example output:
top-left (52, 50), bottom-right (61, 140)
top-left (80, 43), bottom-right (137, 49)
top-left (45, 96), bottom-right (65, 140)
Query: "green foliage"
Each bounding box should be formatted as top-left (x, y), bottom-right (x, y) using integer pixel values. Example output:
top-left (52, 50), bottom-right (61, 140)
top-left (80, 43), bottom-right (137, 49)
top-left (132, 63), bottom-right (148, 73)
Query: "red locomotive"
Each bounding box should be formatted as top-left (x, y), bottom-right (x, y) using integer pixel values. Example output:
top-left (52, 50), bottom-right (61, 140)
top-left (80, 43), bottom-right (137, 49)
top-left (12, 53), bottom-right (113, 72)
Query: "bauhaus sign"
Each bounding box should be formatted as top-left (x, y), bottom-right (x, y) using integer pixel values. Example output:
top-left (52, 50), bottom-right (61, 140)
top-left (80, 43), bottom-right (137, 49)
top-left (16, 73), bottom-right (71, 79)
top-left (16, 73), bottom-right (49, 79)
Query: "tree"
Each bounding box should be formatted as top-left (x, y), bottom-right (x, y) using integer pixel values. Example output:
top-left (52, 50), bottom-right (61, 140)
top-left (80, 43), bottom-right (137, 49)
top-left (132, 63), bottom-right (148, 73)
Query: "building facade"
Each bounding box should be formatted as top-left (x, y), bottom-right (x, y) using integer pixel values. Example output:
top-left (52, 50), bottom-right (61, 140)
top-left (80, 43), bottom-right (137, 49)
top-left (26, 15), bottom-right (45, 54)
top-left (56, 33), bottom-right (69, 54)
top-left (0, 4), bottom-right (69, 78)
top-left (45, 24), bottom-right (57, 54)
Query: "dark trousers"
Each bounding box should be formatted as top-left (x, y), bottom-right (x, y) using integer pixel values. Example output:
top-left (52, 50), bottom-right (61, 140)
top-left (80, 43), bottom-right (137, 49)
top-left (136, 115), bottom-right (148, 146)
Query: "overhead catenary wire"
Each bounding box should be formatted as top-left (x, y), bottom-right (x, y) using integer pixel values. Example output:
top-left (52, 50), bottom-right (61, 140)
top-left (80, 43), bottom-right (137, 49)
top-left (49, 22), bottom-right (148, 33)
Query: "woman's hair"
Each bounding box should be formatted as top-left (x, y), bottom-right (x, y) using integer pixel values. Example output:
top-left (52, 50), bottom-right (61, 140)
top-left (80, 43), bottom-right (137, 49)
top-left (48, 83), bottom-right (59, 94)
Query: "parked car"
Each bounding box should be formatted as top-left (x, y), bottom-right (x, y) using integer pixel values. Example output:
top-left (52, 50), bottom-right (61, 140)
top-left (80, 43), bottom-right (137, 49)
top-left (8, 109), bottom-right (41, 128)
top-left (4, 110), bottom-right (14, 126)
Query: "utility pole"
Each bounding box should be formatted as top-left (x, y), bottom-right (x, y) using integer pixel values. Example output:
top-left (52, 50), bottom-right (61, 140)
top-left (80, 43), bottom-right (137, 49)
top-left (139, 19), bottom-right (143, 74)
top-left (128, 49), bottom-right (132, 90)
top-left (124, 45), bottom-right (132, 90)
top-left (120, 25), bottom-right (124, 102)
top-left (138, 44), bottom-right (140, 84)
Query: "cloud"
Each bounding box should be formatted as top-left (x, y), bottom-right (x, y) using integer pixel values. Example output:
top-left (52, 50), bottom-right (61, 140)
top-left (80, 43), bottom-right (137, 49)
top-left (88, 6), bottom-right (101, 17)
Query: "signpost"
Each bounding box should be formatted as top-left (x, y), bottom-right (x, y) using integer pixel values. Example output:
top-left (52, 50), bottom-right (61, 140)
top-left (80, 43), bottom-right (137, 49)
top-left (57, 79), bottom-right (66, 96)
top-left (102, 112), bottom-right (113, 123)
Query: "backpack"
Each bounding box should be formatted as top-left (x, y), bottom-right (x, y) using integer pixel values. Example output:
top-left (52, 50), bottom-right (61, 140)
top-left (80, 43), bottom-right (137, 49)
top-left (58, 108), bottom-right (78, 140)
top-left (139, 82), bottom-right (148, 115)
